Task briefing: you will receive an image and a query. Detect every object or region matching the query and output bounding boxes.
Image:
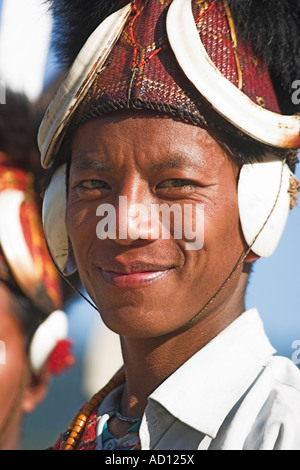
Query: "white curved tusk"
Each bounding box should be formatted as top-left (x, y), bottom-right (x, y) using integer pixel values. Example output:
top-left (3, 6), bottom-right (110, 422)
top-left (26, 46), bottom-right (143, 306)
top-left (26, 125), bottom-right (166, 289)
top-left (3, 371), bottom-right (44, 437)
top-left (42, 164), bottom-right (72, 274)
top-left (38, 3), bottom-right (132, 169)
top-left (238, 155), bottom-right (291, 257)
top-left (0, 190), bottom-right (39, 296)
top-left (166, 0), bottom-right (300, 149)
top-left (29, 310), bottom-right (68, 374)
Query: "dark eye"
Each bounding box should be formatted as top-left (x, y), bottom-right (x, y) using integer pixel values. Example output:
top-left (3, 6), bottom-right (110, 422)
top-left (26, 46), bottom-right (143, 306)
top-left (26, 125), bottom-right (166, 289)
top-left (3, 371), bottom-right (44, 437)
top-left (157, 179), bottom-right (199, 189)
top-left (77, 180), bottom-right (110, 190)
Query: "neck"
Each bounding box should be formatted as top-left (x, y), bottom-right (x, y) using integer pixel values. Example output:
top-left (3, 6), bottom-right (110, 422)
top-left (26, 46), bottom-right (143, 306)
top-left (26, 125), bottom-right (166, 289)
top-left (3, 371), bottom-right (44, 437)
top-left (0, 414), bottom-right (22, 450)
top-left (0, 433), bottom-right (21, 451)
top-left (119, 274), bottom-right (247, 418)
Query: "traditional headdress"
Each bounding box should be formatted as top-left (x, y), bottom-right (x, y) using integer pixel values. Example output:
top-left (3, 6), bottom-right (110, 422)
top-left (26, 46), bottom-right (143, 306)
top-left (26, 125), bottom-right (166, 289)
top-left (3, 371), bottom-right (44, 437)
top-left (0, 91), bottom-right (74, 375)
top-left (39, 0), bottom-right (300, 276)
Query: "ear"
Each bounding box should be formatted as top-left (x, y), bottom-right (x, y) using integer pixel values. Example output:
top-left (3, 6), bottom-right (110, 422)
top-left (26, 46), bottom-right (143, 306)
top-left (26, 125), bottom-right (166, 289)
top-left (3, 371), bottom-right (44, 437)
top-left (238, 154), bottom-right (292, 258)
top-left (21, 368), bottom-right (51, 414)
top-left (243, 250), bottom-right (260, 263)
top-left (42, 164), bottom-right (77, 276)
top-left (63, 237), bottom-right (78, 276)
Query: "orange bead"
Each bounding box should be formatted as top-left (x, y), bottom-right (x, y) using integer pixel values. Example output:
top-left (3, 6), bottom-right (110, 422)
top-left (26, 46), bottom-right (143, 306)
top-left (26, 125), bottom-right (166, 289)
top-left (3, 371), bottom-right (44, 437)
top-left (73, 424), bottom-right (83, 433)
top-left (66, 437), bottom-right (77, 447)
top-left (75, 419), bottom-right (87, 429)
top-left (77, 413), bottom-right (88, 422)
top-left (64, 444), bottom-right (75, 450)
top-left (70, 431), bottom-right (80, 441)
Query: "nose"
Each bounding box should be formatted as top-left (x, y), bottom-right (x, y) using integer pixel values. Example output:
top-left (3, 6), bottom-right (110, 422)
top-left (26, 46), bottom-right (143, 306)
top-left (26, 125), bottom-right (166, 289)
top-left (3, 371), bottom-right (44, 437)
top-left (115, 193), bottom-right (157, 245)
top-left (95, 176), bottom-right (158, 245)
top-left (96, 177), bottom-right (161, 246)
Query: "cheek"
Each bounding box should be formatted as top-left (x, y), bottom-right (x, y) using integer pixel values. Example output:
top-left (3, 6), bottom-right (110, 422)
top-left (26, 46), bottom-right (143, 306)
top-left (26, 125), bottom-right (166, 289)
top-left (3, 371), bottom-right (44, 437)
top-left (66, 199), bottom-right (99, 261)
top-left (0, 341), bottom-right (27, 422)
top-left (187, 188), bottom-right (243, 269)
top-left (206, 191), bottom-right (245, 265)
top-left (179, 196), bottom-right (243, 311)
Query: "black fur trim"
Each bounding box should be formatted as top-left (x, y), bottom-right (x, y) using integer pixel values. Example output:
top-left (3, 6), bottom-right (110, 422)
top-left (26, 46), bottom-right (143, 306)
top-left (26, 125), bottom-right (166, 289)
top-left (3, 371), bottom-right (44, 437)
top-left (227, 0), bottom-right (300, 113)
top-left (47, 0), bottom-right (123, 66)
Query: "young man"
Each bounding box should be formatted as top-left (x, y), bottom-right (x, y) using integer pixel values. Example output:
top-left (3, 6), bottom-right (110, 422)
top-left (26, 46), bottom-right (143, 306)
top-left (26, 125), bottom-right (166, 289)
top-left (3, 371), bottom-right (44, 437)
top-left (39, 0), bottom-right (300, 450)
top-left (0, 91), bottom-right (74, 449)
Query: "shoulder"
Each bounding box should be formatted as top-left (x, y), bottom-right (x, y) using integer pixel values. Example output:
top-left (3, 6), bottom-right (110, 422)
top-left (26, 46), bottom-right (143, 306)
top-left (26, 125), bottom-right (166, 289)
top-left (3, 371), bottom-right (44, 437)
top-left (245, 356), bottom-right (300, 450)
top-left (264, 355), bottom-right (300, 404)
top-left (213, 355), bottom-right (300, 450)
top-left (265, 355), bottom-right (300, 411)
top-left (210, 355), bottom-right (300, 450)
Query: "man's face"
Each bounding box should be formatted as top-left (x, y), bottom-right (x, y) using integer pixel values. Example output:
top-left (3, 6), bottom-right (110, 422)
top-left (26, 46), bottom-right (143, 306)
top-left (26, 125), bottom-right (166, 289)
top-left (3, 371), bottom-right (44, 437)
top-left (67, 112), bottom-right (248, 338)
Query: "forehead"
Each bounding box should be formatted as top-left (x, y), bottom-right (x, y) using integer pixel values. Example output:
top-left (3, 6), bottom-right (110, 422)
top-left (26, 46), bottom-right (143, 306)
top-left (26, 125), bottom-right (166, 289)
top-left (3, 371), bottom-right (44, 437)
top-left (71, 111), bottom-right (233, 173)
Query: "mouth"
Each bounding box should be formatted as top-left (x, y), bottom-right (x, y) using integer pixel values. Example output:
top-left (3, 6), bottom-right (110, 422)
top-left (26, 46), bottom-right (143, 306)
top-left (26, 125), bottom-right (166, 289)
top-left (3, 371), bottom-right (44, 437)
top-left (98, 261), bottom-right (175, 288)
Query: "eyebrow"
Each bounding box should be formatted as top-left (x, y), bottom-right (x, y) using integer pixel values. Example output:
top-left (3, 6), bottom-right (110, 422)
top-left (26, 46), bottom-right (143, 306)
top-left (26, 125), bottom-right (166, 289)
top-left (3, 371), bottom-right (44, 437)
top-left (71, 149), bottom-right (204, 174)
top-left (70, 154), bottom-right (113, 174)
top-left (149, 151), bottom-right (203, 172)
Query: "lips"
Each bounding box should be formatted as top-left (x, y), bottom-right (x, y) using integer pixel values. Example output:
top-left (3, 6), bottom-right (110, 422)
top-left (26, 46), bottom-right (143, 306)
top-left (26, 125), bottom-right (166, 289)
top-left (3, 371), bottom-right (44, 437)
top-left (98, 260), bottom-right (175, 288)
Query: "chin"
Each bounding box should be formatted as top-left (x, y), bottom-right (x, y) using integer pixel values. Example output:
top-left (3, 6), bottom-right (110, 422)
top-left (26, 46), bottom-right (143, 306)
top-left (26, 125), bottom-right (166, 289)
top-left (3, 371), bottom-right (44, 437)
top-left (95, 300), bottom-right (184, 339)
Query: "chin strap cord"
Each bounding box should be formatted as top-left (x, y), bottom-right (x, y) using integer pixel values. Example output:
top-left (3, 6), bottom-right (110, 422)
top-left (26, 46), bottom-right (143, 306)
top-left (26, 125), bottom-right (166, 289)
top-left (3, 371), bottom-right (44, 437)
top-left (60, 273), bottom-right (100, 312)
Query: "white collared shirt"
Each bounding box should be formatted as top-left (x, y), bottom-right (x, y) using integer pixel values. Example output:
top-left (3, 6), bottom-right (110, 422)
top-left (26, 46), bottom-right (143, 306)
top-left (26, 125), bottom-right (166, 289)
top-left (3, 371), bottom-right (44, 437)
top-left (96, 308), bottom-right (300, 450)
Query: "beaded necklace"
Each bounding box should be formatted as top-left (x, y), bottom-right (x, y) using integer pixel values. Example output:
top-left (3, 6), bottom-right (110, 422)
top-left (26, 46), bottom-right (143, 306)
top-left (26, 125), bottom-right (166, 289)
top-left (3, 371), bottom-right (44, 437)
top-left (61, 369), bottom-right (126, 450)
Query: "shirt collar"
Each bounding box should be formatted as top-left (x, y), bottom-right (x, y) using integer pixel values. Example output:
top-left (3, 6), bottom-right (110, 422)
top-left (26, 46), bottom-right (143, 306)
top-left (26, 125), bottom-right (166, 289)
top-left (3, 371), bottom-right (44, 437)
top-left (148, 308), bottom-right (276, 439)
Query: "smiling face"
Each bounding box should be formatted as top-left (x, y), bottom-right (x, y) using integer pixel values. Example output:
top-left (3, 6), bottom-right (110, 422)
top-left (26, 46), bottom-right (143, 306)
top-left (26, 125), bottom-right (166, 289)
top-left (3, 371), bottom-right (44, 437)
top-left (66, 111), bottom-right (249, 338)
